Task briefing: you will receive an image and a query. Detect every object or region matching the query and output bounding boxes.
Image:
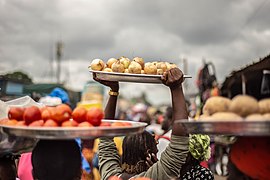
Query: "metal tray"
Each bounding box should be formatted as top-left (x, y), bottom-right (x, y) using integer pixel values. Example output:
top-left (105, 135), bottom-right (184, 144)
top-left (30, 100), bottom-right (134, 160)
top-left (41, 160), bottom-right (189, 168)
top-left (0, 120), bottom-right (147, 140)
top-left (177, 119), bottom-right (270, 136)
top-left (89, 70), bottom-right (192, 83)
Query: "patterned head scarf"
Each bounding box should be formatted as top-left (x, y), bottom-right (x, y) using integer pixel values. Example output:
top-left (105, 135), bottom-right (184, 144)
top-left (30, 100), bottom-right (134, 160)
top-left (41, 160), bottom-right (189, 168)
top-left (189, 134), bottom-right (211, 162)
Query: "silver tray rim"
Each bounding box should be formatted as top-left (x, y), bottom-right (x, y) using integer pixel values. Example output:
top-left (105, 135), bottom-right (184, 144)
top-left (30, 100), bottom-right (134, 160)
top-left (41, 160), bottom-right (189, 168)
top-left (0, 120), bottom-right (147, 139)
top-left (176, 119), bottom-right (270, 136)
top-left (89, 69), bottom-right (192, 83)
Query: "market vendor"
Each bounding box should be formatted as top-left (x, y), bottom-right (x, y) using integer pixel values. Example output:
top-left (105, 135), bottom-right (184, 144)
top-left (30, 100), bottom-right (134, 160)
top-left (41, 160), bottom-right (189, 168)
top-left (96, 68), bottom-right (189, 180)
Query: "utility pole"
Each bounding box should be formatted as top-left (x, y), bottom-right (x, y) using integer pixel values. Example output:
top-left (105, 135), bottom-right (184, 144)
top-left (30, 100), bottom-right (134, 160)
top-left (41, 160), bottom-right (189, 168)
top-left (50, 42), bottom-right (54, 82)
top-left (182, 57), bottom-right (188, 91)
top-left (56, 41), bottom-right (63, 84)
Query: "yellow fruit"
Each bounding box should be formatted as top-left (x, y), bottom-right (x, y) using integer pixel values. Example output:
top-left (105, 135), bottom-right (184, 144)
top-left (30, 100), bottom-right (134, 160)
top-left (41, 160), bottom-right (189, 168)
top-left (144, 62), bottom-right (157, 75)
top-left (90, 59), bottom-right (105, 71)
top-left (133, 57), bottom-right (144, 69)
top-left (106, 58), bottom-right (118, 68)
top-left (128, 61), bottom-right (142, 74)
top-left (119, 56), bottom-right (131, 69)
top-left (111, 60), bottom-right (125, 73)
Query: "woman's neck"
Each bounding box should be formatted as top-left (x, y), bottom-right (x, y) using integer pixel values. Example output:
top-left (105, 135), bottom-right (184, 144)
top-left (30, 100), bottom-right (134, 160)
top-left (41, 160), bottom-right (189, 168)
top-left (180, 154), bottom-right (200, 177)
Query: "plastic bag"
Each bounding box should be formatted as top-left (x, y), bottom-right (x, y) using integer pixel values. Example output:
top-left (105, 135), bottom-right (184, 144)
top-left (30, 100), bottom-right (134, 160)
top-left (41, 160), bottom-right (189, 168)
top-left (5, 95), bottom-right (44, 108)
top-left (0, 96), bottom-right (42, 156)
top-left (0, 96), bottom-right (44, 119)
top-left (0, 100), bottom-right (8, 119)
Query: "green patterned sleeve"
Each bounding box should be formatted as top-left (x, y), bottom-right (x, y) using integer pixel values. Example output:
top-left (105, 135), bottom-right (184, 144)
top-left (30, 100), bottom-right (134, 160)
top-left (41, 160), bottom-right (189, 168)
top-left (98, 137), bottom-right (122, 180)
top-left (135, 135), bottom-right (189, 180)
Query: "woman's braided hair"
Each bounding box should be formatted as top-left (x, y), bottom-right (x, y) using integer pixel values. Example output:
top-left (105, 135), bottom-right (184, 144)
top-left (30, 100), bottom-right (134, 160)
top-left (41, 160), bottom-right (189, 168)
top-left (121, 130), bottom-right (157, 174)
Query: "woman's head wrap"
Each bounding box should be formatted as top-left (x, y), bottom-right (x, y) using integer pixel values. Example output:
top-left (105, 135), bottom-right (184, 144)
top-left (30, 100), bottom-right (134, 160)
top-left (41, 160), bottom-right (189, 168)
top-left (189, 134), bottom-right (211, 162)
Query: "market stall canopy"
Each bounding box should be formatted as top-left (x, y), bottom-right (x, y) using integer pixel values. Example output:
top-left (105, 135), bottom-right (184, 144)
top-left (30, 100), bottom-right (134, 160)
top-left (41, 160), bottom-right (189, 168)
top-left (23, 83), bottom-right (65, 95)
top-left (221, 54), bottom-right (270, 100)
top-left (23, 84), bottom-right (81, 108)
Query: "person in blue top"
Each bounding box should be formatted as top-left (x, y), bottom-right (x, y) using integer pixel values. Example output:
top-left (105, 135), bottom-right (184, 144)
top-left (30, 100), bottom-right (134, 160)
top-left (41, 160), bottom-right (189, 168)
top-left (49, 87), bottom-right (70, 105)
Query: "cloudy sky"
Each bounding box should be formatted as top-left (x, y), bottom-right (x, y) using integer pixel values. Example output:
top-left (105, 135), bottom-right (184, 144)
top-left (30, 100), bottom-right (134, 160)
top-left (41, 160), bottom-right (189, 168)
top-left (0, 0), bottom-right (270, 105)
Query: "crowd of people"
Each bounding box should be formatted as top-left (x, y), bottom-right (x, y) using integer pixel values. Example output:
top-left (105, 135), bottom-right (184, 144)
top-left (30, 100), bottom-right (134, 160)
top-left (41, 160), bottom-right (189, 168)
top-left (0, 67), bottom-right (268, 180)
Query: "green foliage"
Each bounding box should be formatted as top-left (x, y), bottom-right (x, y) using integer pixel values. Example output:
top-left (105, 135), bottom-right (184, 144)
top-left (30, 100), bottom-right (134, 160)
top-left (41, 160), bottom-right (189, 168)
top-left (5, 71), bottom-right (33, 83)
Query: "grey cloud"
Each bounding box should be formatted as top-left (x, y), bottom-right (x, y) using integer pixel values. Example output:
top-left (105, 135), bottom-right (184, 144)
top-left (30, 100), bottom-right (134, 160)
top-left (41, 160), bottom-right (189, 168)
top-left (1, 0), bottom-right (270, 100)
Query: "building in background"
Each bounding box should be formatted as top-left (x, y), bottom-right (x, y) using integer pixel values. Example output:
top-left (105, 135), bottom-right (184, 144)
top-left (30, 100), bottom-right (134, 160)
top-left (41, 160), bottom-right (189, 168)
top-left (0, 72), bottom-right (32, 101)
top-left (221, 54), bottom-right (270, 100)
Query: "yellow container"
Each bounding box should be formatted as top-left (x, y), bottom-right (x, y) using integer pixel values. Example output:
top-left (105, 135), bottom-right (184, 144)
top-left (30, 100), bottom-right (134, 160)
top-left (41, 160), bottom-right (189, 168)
top-left (77, 101), bottom-right (102, 110)
top-left (81, 81), bottom-right (104, 102)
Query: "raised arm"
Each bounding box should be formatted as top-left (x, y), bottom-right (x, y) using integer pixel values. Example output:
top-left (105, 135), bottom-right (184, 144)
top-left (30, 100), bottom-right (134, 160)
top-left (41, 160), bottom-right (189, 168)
top-left (93, 75), bottom-right (123, 180)
top-left (161, 68), bottom-right (188, 136)
top-left (93, 75), bottom-right (119, 119)
top-left (139, 68), bottom-right (189, 179)
top-left (104, 84), bottom-right (119, 120)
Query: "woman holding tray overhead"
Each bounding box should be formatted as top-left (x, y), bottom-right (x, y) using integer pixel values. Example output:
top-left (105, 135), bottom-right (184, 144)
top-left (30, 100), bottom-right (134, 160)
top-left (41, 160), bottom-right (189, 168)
top-left (95, 67), bottom-right (189, 180)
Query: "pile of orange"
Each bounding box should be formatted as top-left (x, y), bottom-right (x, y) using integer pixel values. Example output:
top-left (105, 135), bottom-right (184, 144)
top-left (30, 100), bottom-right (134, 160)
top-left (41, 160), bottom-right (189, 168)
top-left (0, 104), bottom-right (131, 128)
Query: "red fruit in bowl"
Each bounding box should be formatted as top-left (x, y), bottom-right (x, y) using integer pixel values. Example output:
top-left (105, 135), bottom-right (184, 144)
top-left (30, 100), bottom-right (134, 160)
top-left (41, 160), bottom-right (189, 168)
top-left (16, 121), bottom-right (26, 127)
top-left (49, 105), bottom-right (71, 124)
top-left (5, 119), bottom-right (18, 126)
top-left (78, 121), bottom-right (93, 127)
top-left (41, 108), bottom-right (52, 121)
top-left (28, 120), bottom-right (44, 127)
top-left (86, 107), bottom-right (104, 126)
top-left (111, 122), bottom-right (126, 127)
top-left (43, 119), bottom-right (58, 127)
top-left (61, 120), bottom-right (78, 127)
top-left (122, 122), bottom-right (132, 127)
top-left (100, 122), bottom-right (111, 127)
top-left (8, 107), bottom-right (25, 120)
top-left (0, 118), bottom-right (9, 125)
top-left (23, 106), bottom-right (42, 125)
top-left (57, 104), bottom-right (72, 115)
top-left (72, 107), bottom-right (87, 123)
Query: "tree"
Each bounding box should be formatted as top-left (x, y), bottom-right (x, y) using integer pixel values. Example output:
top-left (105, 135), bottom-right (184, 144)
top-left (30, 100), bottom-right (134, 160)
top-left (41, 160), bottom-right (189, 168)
top-left (4, 71), bottom-right (33, 84)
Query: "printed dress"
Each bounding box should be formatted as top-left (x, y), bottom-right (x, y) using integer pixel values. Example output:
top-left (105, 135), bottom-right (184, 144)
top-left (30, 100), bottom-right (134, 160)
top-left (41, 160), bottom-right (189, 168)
top-left (182, 165), bottom-right (214, 180)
